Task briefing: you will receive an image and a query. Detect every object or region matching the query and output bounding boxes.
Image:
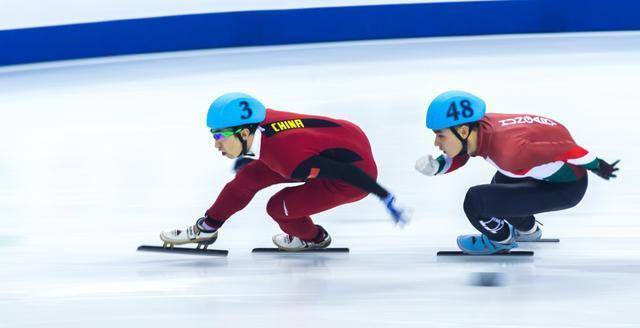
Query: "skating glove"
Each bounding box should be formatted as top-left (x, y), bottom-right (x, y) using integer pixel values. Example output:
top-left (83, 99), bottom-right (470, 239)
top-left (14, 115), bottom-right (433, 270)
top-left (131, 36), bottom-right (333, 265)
top-left (383, 194), bottom-right (411, 227)
top-left (591, 159), bottom-right (620, 180)
top-left (415, 155), bottom-right (440, 176)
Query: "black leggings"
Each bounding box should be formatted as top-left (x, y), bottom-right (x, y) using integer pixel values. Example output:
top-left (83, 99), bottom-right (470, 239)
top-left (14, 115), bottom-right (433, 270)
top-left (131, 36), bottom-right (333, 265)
top-left (463, 171), bottom-right (588, 241)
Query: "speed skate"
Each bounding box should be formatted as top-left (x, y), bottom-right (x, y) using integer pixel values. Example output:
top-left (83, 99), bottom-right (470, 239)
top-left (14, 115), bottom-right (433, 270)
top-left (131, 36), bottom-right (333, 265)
top-left (137, 239), bottom-right (229, 257)
top-left (139, 218), bottom-right (228, 256)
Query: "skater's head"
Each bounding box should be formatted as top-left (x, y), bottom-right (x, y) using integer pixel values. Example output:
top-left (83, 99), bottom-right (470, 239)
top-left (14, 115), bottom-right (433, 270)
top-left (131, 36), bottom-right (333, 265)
top-left (433, 123), bottom-right (478, 157)
top-left (426, 91), bottom-right (485, 156)
top-left (207, 92), bottom-right (266, 158)
top-left (212, 124), bottom-right (259, 159)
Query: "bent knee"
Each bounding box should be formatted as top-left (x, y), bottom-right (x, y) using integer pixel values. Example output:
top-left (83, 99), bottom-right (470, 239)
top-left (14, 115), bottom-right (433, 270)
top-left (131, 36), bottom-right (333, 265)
top-left (266, 188), bottom-right (298, 220)
top-left (463, 186), bottom-right (486, 218)
top-left (565, 191), bottom-right (586, 208)
top-left (266, 195), bottom-right (285, 219)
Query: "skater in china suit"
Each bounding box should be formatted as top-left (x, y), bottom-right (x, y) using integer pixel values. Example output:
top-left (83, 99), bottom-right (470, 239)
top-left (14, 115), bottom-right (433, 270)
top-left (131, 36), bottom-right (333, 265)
top-left (161, 92), bottom-right (410, 251)
top-left (415, 91), bottom-right (619, 255)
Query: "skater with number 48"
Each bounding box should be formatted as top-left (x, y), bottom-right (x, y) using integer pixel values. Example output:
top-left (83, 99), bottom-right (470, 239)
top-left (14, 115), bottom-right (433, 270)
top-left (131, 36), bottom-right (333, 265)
top-left (415, 91), bottom-right (619, 255)
top-left (159, 92), bottom-right (410, 252)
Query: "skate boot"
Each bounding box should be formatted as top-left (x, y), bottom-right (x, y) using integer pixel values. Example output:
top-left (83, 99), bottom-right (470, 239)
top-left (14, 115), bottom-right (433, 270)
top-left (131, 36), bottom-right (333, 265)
top-left (160, 217), bottom-right (218, 250)
top-left (272, 225), bottom-right (332, 251)
top-left (514, 222), bottom-right (542, 242)
top-left (456, 223), bottom-right (518, 255)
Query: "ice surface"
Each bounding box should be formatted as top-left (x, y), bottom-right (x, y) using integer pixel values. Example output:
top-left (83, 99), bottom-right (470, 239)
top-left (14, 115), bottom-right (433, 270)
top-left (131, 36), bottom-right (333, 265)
top-left (1, 32), bottom-right (640, 327)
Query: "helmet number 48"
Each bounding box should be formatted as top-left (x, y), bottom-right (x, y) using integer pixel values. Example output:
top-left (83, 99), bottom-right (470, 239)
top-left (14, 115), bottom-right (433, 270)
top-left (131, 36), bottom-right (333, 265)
top-left (446, 100), bottom-right (474, 121)
top-left (240, 101), bottom-right (253, 119)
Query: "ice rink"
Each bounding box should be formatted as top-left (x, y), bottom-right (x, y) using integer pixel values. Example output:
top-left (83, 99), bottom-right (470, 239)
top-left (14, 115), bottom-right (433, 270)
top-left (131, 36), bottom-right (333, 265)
top-left (1, 32), bottom-right (639, 327)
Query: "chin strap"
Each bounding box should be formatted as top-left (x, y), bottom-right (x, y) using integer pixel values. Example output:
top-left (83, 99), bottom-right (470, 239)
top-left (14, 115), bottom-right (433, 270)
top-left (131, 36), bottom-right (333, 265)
top-left (234, 131), bottom-right (249, 157)
top-left (449, 126), bottom-right (470, 157)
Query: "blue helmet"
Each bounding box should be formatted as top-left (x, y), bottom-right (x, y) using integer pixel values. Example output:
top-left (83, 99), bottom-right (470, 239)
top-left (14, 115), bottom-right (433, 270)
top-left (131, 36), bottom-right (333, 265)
top-left (207, 92), bottom-right (266, 130)
top-left (426, 91), bottom-right (486, 130)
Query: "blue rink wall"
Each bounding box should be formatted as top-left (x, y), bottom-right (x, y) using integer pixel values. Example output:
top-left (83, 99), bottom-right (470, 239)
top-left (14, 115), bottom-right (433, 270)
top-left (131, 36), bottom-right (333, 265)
top-left (1, 0), bottom-right (640, 67)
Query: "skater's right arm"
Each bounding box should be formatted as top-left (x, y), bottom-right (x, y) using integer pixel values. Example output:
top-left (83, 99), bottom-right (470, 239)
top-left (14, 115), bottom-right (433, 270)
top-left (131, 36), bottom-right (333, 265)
top-left (415, 154), bottom-right (469, 176)
top-left (586, 158), bottom-right (620, 180)
top-left (205, 160), bottom-right (287, 226)
top-left (556, 145), bottom-right (620, 180)
top-left (515, 138), bottom-right (620, 181)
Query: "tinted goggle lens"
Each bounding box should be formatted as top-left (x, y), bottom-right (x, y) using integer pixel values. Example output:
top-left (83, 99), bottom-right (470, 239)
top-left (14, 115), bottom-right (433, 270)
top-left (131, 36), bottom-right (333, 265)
top-left (210, 128), bottom-right (241, 140)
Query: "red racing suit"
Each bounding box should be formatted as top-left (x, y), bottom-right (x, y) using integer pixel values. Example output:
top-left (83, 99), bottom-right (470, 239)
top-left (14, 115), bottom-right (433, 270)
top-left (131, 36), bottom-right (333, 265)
top-left (205, 109), bottom-right (379, 240)
top-left (434, 113), bottom-right (599, 182)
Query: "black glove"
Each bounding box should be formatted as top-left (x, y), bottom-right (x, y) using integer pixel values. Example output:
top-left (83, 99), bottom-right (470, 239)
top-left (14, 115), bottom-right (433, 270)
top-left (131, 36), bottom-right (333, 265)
top-left (232, 157), bottom-right (254, 173)
top-left (591, 159), bottom-right (619, 180)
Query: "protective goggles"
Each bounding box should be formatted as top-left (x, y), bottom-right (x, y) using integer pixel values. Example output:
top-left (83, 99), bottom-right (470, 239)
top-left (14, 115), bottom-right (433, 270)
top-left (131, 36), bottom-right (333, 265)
top-left (210, 128), bottom-right (242, 141)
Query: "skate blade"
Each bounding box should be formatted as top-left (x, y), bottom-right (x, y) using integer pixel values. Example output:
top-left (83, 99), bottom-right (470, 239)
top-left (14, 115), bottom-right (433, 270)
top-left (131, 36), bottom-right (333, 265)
top-left (437, 250), bottom-right (534, 256)
top-left (519, 238), bottom-right (559, 243)
top-left (252, 247), bottom-right (349, 253)
top-left (137, 245), bottom-right (228, 256)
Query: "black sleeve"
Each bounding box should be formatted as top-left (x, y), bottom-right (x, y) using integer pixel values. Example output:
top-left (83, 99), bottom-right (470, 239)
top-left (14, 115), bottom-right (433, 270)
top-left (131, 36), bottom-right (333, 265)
top-left (291, 155), bottom-right (389, 199)
top-left (232, 157), bottom-right (255, 173)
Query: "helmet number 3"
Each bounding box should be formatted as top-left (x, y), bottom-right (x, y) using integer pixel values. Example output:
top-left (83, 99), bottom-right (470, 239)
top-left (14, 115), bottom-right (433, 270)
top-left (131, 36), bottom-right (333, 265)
top-left (446, 100), bottom-right (474, 121)
top-left (240, 101), bottom-right (253, 119)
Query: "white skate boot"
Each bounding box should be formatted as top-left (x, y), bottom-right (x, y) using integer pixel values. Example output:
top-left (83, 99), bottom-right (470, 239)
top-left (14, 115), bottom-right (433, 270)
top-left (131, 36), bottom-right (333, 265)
top-left (514, 221), bottom-right (543, 242)
top-left (160, 217), bottom-right (218, 249)
top-left (272, 225), bottom-right (331, 251)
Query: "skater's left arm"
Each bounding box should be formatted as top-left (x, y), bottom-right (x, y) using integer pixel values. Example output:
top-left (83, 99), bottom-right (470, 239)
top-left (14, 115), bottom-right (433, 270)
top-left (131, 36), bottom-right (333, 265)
top-left (291, 155), bottom-right (410, 226)
top-left (291, 156), bottom-right (389, 199)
